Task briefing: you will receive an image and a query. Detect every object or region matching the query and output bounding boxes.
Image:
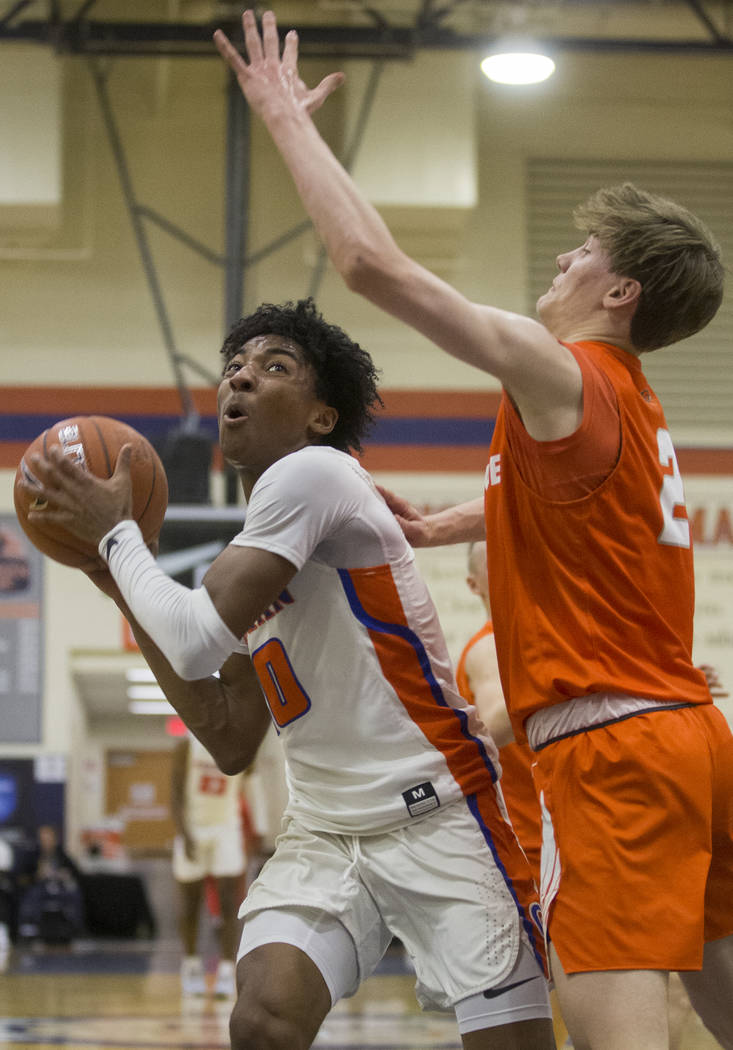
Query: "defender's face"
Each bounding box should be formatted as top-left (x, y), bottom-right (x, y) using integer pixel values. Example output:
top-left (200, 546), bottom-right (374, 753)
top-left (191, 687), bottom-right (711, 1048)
top-left (536, 236), bottom-right (618, 335)
top-left (217, 333), bottom-right (328, 483)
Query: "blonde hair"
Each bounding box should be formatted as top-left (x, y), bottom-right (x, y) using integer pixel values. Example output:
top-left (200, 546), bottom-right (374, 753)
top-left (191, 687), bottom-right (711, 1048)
top-left (574, 182), bottom-right (724, 352)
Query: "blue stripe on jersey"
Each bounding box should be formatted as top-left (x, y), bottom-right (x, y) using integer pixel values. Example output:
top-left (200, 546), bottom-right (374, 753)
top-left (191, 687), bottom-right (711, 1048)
top-left (466, 792), bottom-right (546, 971)
top-left (337, 568), bottom-right (498, 783)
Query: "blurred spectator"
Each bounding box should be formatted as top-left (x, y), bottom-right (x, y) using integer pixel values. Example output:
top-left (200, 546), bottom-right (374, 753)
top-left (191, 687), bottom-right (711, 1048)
top-left (0, 837), bottom-right (17, 968)
top-left (17, 825), bottom-right (84, 944)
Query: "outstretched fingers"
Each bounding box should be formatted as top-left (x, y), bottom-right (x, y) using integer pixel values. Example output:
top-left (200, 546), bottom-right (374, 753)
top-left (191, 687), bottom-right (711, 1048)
top-left (260, 9), bottom-right (282, 61)
top-left (241, 8), bottom-right (264, 63)
top-left (213, 28), bottom-right (248, 77)
top-left (281, 27), bottom-right (299, 77)
top-left (307, 71), bottom-right (346, 112)
top-left (214, 9), bottom-right (344, 115)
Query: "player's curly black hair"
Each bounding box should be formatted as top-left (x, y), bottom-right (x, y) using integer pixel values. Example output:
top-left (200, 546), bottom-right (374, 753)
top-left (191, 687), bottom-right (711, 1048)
top-left (220, 298), bottom-right (383, 454)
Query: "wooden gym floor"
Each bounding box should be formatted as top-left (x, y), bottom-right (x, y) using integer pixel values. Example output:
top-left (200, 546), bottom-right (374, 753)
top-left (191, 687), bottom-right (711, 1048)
top-left (0, 938), bottom-right (723, 1050)
top-left (0, 938), bottom-right (463, 1050)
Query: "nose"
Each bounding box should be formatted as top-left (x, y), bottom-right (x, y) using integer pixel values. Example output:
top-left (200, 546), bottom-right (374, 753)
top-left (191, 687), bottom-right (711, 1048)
top-left (228, 361), bottom-right (255, 390)
top-left (556, 250), bottom-right (571, 272)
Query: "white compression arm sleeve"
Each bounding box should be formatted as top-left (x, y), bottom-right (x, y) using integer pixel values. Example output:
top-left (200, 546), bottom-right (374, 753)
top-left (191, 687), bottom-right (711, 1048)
top-left (98, 520), bottom-right (245, 680)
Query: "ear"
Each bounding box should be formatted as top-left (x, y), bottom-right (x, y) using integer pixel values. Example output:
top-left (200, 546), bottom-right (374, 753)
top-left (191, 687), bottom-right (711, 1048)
top-left (604, 277), bottom-right (641, 311)
top-left (466, 574), bottom-right (480, 597)
top-left (309, 403), bottom-right (339, 438)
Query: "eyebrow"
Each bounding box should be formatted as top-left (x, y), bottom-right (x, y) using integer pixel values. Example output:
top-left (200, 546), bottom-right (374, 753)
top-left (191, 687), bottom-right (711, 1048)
top-left (262, 344), bottom-right (303, 363)
top-left (229, 342), bottom-right (305, 365)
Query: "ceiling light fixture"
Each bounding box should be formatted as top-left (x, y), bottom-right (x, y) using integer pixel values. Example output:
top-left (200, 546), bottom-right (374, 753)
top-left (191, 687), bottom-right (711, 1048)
top-left (480, 45), bottom-right (555, 85)
top-left (129, 700), bottom-right (176, 715)
top-left (125, 667), bottom-right (157, 683)
top-left (127, 684), bottom-right (166, 701)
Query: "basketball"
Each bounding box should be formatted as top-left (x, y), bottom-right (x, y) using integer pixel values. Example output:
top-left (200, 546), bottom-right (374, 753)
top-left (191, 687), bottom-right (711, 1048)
top-left (13, 416), bottom-right (169, 570)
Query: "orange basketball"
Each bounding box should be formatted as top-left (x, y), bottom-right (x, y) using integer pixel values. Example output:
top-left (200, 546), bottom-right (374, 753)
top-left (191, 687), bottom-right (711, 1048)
top-left (13, 416), bottom-right (169, 570)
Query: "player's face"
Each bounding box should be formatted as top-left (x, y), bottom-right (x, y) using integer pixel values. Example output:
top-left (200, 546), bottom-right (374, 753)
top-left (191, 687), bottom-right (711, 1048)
top-left (536, 236), bottom-right (620, 335)
top-left (217, 333), bottom-right (333, 487)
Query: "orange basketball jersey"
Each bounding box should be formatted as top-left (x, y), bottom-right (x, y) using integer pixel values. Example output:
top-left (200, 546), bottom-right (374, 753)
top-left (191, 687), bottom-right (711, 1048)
top-left (455, 621), bottom-right (495, 703)
top-left (484, 340), bottom-right (711, 739)
top-left (456, 622), bottom-right (542, 881)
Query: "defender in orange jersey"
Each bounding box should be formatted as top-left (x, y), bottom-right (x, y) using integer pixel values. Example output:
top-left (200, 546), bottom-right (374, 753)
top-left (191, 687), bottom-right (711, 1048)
top-left (215, 12), bottom-right (733, 1050)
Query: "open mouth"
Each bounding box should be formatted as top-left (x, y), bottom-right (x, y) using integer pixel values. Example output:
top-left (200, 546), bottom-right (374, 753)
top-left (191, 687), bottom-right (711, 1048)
top-left (224, 405), bottom-right (247, 421)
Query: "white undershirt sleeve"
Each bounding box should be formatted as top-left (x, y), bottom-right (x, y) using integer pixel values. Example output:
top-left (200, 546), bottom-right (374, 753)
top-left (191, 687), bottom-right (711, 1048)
top-left (98, 519), bottom-right (246, 680)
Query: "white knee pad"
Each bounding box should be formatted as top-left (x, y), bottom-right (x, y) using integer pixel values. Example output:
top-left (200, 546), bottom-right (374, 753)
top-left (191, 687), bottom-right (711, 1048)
top-left (239, 907), bottom-right (360, 1006)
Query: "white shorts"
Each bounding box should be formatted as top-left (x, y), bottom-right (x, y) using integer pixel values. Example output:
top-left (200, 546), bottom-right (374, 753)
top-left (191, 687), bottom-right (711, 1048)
top-left (238, 800), bottom-right (546, 1013)
top-left (172, 822), bottom-right (245, 882)
top-left (241, 907), bottom-right (551, 1033)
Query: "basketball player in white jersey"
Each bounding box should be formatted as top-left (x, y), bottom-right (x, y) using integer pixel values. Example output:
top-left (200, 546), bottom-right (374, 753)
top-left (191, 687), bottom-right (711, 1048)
top-left (23, 298), bottom-right (554, 1050)
top-left (171, 733), bottom-right (246, 998)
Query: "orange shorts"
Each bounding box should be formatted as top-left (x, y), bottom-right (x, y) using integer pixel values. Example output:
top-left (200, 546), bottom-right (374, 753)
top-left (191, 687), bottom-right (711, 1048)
top-left (532, 703), bottom-right (733, 974)
top-left (499, 741), bottom-right (542, 886)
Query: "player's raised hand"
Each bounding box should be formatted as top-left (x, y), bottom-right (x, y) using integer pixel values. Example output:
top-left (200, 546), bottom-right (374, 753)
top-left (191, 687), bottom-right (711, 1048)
top-left (213, 9), bottom-right (344, 119)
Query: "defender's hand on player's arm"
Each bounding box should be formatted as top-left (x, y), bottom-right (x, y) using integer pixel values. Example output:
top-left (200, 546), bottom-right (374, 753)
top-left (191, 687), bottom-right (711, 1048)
top-left (214, 10), bottom-right (344, 121)
top-left (23, 443), bottom-right (134, 548)
top-left (378, 488), bottom-right (486, 547)
top-left (377, 487), bottom-right (434, 548)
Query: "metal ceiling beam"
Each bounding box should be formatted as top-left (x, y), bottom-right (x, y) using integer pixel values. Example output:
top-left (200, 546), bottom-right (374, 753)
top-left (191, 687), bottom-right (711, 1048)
top-left (2, 18), bottom-right (733, 56)
top-left (88, 57), bottom-right (197, 423)
top-left (682, 0), bottom-right (731, 44)
top-left (0, 0), bottom-right (32, 30)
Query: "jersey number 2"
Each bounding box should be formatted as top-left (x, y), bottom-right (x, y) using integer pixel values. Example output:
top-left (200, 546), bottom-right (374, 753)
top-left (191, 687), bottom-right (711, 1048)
top-left (252, 638), bottom-right (312, 728)
top-left (657, 428), bottom-right (690, 549)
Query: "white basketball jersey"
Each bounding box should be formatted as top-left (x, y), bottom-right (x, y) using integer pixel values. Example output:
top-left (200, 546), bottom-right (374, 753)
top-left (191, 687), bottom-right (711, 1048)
top-left (231, 446), bottom-right (498, 834)
top-left (185, 734), bottom-right (243, 828)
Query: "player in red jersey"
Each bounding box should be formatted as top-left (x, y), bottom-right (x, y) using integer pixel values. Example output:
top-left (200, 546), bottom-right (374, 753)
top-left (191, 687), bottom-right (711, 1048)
top-left (212, 12), bottom-right (733, 1050)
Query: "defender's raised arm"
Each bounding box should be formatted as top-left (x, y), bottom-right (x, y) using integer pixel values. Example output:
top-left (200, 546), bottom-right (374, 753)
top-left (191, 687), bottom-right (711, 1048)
top-left (214, 10), bottom-right (584, 444)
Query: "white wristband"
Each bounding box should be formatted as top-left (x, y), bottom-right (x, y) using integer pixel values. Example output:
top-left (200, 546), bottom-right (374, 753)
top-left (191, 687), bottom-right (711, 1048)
top-left (98, 520), bottom-right (243, 680)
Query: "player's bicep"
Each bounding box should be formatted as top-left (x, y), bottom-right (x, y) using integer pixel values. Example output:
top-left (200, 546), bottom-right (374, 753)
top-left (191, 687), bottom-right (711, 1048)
top-left (356, 253), bottom-right (582, 436)
top-left (203, 544), bottom-right (298, 640)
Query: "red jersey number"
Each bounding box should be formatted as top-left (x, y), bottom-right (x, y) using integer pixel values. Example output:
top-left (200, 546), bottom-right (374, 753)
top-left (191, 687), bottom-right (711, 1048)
top-left (198, 772), bottom-right (227, 795)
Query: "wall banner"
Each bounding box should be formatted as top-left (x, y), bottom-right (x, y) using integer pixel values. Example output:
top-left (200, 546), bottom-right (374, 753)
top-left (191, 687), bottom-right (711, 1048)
top-left (0, 514), bottom-right (43, 742)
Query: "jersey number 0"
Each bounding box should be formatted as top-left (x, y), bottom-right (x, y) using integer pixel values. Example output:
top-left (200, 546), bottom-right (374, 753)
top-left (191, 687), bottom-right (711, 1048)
top-left (252, 638), bottom-right (312, 727)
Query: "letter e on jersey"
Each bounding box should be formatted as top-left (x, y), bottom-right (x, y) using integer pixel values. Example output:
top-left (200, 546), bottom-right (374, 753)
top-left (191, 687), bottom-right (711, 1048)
top-left (484, 454), bottom-right (501, 489)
